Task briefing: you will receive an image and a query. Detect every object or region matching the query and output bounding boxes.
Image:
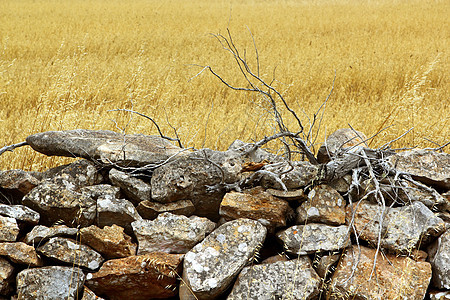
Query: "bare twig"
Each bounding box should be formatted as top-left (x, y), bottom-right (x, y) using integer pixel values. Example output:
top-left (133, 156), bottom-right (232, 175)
top-left (0, 141), bottom-right (28, 156)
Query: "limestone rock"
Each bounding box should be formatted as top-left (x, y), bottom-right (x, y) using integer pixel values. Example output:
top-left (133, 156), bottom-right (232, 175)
top-left (85, 252), bottom-right (183, 300)
top-left (16, 266), bottom-right (85, 300)
top-left (387, 149), bottom-right (450, 189)
top-left (137, 199), bottom-right (195, 220)
top-left (429, 290), bottom-right (450, 300)
top-left (328, 174), bottom-right (352, 193)
top-left (0, 216), bottom-right (19, 242)
top-left (296, 184), bottom-right (346, 225)
top-left (132, 212), bottom-right (215, 254)
top-left (181, 218), bottom-right (267, 299)
top-left (227, 139), bottom-right (283, 163)
top-left (37, 237), bottom-right (104, 271)
top-left (260, 161), bottom-right (318, 190)
top-left (328, 245), bottom-right (432, 299)
top-left (96, 194), bottom-right (142, 234)
top-left (0, 169), bottom-right (39, 197)
top-left (277, 224), bottom-right (350, 255)
top-left (227, 257), bottom-right (320, 300)
top-left (26, 130), bottom-right (183, 167)
top-left (80, 225), bottom-right (136, 259)
top-left (45, 159), bottom-right (102, 188)
top-left (428, 229), bottom-right (450, 289)
top-left (108, 169), bottom-right (151, 205)
top-left (219, 187), bottom-right (290, 232)
top-left (0, 204), bottom-right (39, 225)
top-left (348, 200), bottom-right (446, 253)
top-left (22, 181), bottom-right (96, 227)
top-left (24, 225), bottom-right (78, 245)
top-left (317, 128), bottom-right (368, 163)
top-left (266, 188), bottom-right (307, 202)
top-left (81, 286), bottom-right (105, 300)
top-left (0, 257), bottom-right (14, 295)
top-left (79, 184), bottom-right (120, 200)
top-left (315, 253), bottom-right (341, 278)
top-left (0, 242), bottom-right (43, 267)
top-left (261, 254), bottom-right (289, 264)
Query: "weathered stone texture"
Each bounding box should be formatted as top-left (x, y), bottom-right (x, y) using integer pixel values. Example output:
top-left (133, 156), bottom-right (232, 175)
top-left (108, 168), bottom-right (151, 205)
top-left (0, 204), bottom-right (39, 225)
top-left (37, 237), bottom-right (104, 271)
top-left (24, 225), bottom-right (78, 245)
top-left (317, 128), bottom-right (367, 163)
top-left (0, 242), bottom-right (43, 267)
top-left (96, 195), bottom-right (141, 234)
top-left (260, 161), bottom-right (318, 190)
top-left (328, 245), bottom-right (432, 300)
top-left (277, 224), bottom-right (350, 255)
top-left (428, 229), bottom-right (450, 289)
top-left (136, 199), bottom-right (195, 220)
top-left (0, 257), bottom-right (14, 295)
top-left (181, 218), bottom-right (267, 299)
top-left (0, 216), bottom-right (19, 242)
top-left (0, 169), bottom-right (39, 195)
top-left (132, 212), bottom-right (215, 254)
top-left (80, 225), bottom-right (136, 259)
top-left (16, 266), bottom-right (85, 300)
top-left (85, 252), bottom-right (183, 300)
top-left (227, 257), bottom-right (320, 300)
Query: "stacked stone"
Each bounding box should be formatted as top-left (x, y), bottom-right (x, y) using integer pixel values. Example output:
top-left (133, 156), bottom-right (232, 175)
top-left (0, 129), bottom-right (448, 300)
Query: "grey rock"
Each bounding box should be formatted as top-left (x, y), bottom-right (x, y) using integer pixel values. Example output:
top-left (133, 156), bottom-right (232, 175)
top-left (137, 199), bottom-right (195, 220)
top-left (0, 257), bottom-right (14, 295)
top-left (429, 290), bottom-right (450, 300)
top-left (16, 266), bottom-right (85, 300)
top-left (37, 237), bottom-right (104, 271)
top-left (0, 216), bottom-right (19, 242)
top-left (428, 229), bottom-right (450, 289)
top-left (227, 257), bottom-right (320, 300)
top-left (45, 159), bottom-right (102, 188)
top-left (0, 169), bottom-right (40, 197)
top-left (277, 224), bottom-right (350, 255)
top-left (349, 200), bottom-right (446, 253)
top-left (108, 168), bottom-right (151, 205)
top-left (315, 254), bottom-right (340, 278)
top-left (227, 139), bottom-right (283, 163)
top-left (260, 161), bottom-right (318, 190)
top-left (181, 218), bottom-right (267, 299)
top-left (296, 184), bottom-right (346, 225)
top-left (266, 188), bottom-right (307, 202)
top-left (79, 184), bottom-right (121, 200)
top-left (0, 242), bottom-right (43, 267)
top-left (22, 181), bottom-right (96, 227)
top-left (26, 129), bottom-right (183, 167)
top-left (317, 128), bottom-right (368, 163)
top-left (0, 204), bottom-right (39, 225)
top-left (328, 174), bottom-right (352, 193)
top-left (24, 225), bottom-right (78, 245)
top-left (132, 212), bottom-right (215, 254)
top-left (96, 194), bottom-right (142, 234)
top-left (387, 149), bottom-right (450, 189)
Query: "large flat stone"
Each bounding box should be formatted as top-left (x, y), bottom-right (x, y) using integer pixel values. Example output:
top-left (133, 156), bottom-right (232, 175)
top-left (24, 225), bottom-right (78, 245)
top-left (0, 204), bottom-right (40, 225)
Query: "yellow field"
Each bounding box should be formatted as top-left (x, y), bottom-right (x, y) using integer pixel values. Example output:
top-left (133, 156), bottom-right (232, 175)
top-left (0, 0), bottom-right (448, 171)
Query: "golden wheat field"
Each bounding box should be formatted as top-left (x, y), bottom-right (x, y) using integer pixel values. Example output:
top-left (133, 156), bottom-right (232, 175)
top-left (0, 0), bottom-right (448, 171)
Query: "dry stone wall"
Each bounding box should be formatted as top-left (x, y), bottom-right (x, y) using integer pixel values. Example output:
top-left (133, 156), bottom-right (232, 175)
top-left (0, 129), bottom-right (449, 300)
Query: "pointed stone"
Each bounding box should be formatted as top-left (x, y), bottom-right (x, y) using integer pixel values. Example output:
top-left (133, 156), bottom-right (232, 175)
top-left (37, 237), bottom-right (104, 271)
top-left (227, 257), bottom-right (320, 300)
top-left (328, 245), bottom-right (431, 300)
top-left (24, 225), bottom-right (78, 245)
top-left (181, 218), bottom-right (267, 299)
top-left (296, 184), bottom-right (346, 225)
top-left (85, 252), bottom-right (183, 300)
top-left (277, 224), bottom-right (350, 255)
top-left (16, 266), bottom-right (85, 300)
top-left (0, 242), bottom-right (43, 267)
top-left (132, 212), bottom-right (215, 254)
top-left (0, 204), bottom-right (40, 225)
top-left (80, 225), bottom-right (136, 259)
top-left (81, 286), bottom-right (105, 300)
top-left (136, 199), bottom-right (195, 220)
top-left (108, 169), bottom-right (151, 205)
top-left (219, 187), bottom-right (290, 232)
top-left (0, 216), bottom-right (19, 242)
top-left (26, 130), bottom-right (183, 167)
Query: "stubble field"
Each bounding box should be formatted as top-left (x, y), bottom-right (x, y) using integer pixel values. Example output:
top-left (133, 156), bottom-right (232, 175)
top-left (0, 0), bottom-right (448, 170)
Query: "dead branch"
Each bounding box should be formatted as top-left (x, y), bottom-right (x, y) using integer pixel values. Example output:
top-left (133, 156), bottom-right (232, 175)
top-left (0, 141), bottom-right (28, 156)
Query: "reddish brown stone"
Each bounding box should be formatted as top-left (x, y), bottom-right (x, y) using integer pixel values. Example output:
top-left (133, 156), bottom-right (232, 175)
top-left (0, 242), bottom-right (43, 267)
top-left (219, 187), bottom-right (290, 231)
top-left (80, 225), bottom-right (136, 259)
top-left (328, 245), bottom-right (432, 300)
top-left (85, 252), bottom-right (183, 300)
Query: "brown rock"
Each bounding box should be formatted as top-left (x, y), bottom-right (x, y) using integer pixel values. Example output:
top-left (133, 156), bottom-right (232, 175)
top-left (136, 199), bottom-right (195, 220)
top-left (387, 149), bottom-right (450, 189)
top-left (219, 187), bottom-right (290, 231)
top-left (85, 252), bottom-right (183, 300)
top-left (317, 128), bottom-right (368, 163)
top-left (81, 286), bottom-right (105, 300)
top-left (0, 169), bottom-right (39, 195)
top-left (328, 245), bottom-right (432, 300)
top-left (0, 242), bottom-right (43, 267)
top-left (0, 216), bottom-right (19, 242)
top-left (261, 254), bottom-right (289, 264)
top-left (296, 184), bottom-right (346, 225)
top-left (266, 188), bottom-right (307, 202)
top-left (108, 169), bottom-right (151, 205)
top-left (315, 253), bottom-right (340, 278)
top-left (80, 225), bottom-right (136, 259)
top-left (0, 257), bottom-right (14, 295)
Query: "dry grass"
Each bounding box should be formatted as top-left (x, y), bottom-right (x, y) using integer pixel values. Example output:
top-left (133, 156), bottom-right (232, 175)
top-left (0, 0), bottom-right (448, 171)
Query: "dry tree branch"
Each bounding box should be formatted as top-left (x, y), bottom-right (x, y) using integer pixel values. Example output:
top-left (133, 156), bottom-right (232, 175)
top-left (0, 141), bottom-right (28, 156)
